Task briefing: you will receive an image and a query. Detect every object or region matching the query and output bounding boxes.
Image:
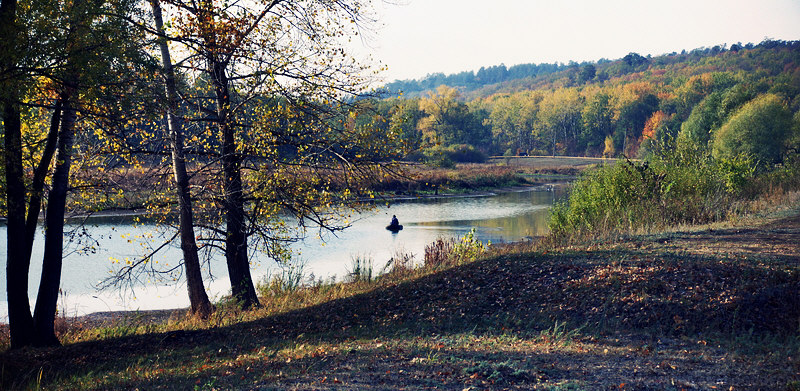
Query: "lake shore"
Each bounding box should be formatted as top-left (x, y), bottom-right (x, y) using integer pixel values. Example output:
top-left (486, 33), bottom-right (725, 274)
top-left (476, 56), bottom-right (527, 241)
top-left (2, 192), bottom-right (797, 390)
top-left (1, 182), bottom-right (564, 325)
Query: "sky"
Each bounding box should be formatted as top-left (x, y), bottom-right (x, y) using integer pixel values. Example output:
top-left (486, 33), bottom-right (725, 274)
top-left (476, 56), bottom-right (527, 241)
top-left (352, 0), bottom-right (800, 82)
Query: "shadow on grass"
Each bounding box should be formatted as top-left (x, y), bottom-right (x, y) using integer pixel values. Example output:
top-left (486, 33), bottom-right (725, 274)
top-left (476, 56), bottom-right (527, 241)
top-left (2, 243), bottom-right (798, 389)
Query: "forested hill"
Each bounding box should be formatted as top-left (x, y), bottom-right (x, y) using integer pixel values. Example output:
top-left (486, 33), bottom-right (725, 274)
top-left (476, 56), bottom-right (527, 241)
top-left (383, 40), bottom-right (800, 99)
top-left (366, 39), bottom-right (799, 160)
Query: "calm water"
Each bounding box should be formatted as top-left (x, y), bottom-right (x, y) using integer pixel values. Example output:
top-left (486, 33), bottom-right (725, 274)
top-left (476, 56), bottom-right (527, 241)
top-left (0, 186), bottom-right (563, 319)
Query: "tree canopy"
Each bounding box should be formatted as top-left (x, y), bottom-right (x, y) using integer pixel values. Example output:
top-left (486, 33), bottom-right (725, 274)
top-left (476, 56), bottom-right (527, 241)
top-left (372, 40), bottom-right (800, 163)
top-left (712, 93), bottom-right (794, 165)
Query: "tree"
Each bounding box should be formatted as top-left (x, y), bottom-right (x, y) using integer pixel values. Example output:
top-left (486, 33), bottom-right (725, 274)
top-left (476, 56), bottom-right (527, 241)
top-left (149, 0), bottom-right (213, 318)
top-left (678, 91), bottom-right (723, 148)
top-left (602, 135), bottom-right (615, 158)
top-left (485, 92), bottom-right (541, 155)
top-left (1, 0), bottom-right (36, 349)
top-left (613, 90), bottom-right (659, 157)
top-left (387, 97), bottom-right (424, 153)
top-left (486, 94), bottom-right (523, 155)
top-left (536, 88), bottom-right (583, 156)
top-left (622, 52), bottom-right (649, 71)
top-left (713, 93), bottom-right (793, 165)
top-left (2, 0), bottom-right (151, 347)
top-left (417, 85), bottom-right (461, 146)
top-left (113, 0), bottom-right (391, 309)
top-left (641, 111), bottom-right (668, 141)
top-left (638, 110), bottom-right (669, 157)
top-left (418, 85), bottom-right (489, 148)
top-left (577, 64), bottom-right (596, 84)
top-left (581, 92), bottom-right (613, 156)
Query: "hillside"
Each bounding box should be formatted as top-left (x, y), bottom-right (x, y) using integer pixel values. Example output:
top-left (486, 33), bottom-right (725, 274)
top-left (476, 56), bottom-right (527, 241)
top-left (367, 39), bottom-right (800, 160)
top-left (384, 40), bottom-right (799, 99)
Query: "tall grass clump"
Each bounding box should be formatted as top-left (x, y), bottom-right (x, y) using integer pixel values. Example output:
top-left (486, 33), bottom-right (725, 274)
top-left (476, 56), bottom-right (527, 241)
top-left (258, 257), bottom-right (307, 297)
top-left (424, 229), bottom-right (489, 268)
top-left (347, 255), bottom-right (376, 283)
top-left (381, 249), bottom-right (416, 277)
top-left (424, 237), bottom-right (456, 268)
top-left (548, 140), bottom-right (760, 243)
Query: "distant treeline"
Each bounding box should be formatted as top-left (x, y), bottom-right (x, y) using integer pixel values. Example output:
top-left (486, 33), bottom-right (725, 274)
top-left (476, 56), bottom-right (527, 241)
top-left (385, 62), bottom-right (570, 97)
top-left (384, 40), bottom-right (799, 98)
top-left (358, 39), bottom-right (799, 164)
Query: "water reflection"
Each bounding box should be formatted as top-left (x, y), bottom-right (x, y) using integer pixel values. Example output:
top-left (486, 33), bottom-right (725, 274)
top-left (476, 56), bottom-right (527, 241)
top-left (408, 189), bottom-right (556, 242)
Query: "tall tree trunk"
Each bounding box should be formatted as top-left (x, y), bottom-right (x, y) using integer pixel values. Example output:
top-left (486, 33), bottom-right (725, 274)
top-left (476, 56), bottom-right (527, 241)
top-left (195, 0), bottom-right (258, 309)
top-left (2, 102), bottom-right (36, 349)
top-left (24, 100), bottom-right (62, 261)
top-left (1, 0), bottom-right (36, 349)
top-left (203, 56), bottom-right (259, 308)
top-left (210, 60), bottom-right (259, 309)
top-left (32, 92), bottom-right (76, 347)
top-left (150, 0), bottom-right (213, 317)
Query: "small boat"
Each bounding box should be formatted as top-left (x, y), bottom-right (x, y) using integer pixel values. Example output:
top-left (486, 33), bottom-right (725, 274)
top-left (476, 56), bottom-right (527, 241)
top-left (386, 224), bottom-right (403, 232)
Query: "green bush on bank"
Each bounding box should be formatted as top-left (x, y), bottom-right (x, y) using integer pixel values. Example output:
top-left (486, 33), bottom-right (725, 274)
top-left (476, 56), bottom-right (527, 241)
top-left (548, 140), bottom-right (769, 242)
top-left (406, 144), bottom-right (488, 167)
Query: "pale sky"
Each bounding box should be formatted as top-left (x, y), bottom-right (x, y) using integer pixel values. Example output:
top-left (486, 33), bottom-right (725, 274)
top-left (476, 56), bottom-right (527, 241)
top-left (353, 0), bottom-right (800, 82)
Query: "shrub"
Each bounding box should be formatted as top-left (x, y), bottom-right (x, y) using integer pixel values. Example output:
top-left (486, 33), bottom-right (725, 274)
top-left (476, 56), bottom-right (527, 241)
top-left (422, 147), bottom-right (456, 168)
top-left (419, 144), bottom-right (488, 167)
top-left (445, 144), bottom-right (488, 163)
top-left (451, 228), bottom-right (489, 264)
top-left (712, 93), bottom-right (793, 166)
top-left (424, 229), bottom-right (489, 268)
top-left (548, 140), bottom-right (758, 243)
top-left (403, 149), bottom-right (426, 162)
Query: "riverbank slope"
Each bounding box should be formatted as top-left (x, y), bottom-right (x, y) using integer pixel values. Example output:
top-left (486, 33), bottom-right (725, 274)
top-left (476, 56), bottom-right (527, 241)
top-left (1, 195), bottom-right (798, 390)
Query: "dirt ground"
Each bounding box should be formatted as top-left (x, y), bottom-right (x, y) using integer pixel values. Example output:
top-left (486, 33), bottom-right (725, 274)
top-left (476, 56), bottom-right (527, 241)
top-left (255, 213), bottom-right (800, 390)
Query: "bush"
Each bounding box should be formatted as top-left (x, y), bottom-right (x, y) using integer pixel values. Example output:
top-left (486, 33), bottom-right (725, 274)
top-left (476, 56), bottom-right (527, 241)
top-left (712, 93), bottom-right (793, 165)
top-left (403, 149), bottom-right (426, 162)
top-left (423, 229), bottom-right (488, 268)
top-left (445, 144), bottom-right (488, 163)
top-left (548, 140), bottom-right (758, 243)
top-left (417, 144), bottom-right (488, 167)
top-left (422, 147), bottom-right (456, 168)
top-left (451, 228), bottom-right (489, 263)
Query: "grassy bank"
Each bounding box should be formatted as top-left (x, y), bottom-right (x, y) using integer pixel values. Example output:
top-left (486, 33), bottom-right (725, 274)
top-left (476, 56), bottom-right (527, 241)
top-left (368, 162), bottom-right (582, 197)
top-left (1, 187), bottom-right (798, 389)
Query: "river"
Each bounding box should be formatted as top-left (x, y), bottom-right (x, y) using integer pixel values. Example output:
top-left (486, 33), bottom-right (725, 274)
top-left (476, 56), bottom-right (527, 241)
top-left (0, 185), bottom-right (564, 320)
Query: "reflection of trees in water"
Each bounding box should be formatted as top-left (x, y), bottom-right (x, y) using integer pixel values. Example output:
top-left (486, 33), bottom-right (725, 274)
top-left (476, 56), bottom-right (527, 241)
top-left (410, 208), bottom-right (551, 241)
top-left (477, 210), bottom-right (552, 238)
top-left (412, 190), bottom-right (556, 241)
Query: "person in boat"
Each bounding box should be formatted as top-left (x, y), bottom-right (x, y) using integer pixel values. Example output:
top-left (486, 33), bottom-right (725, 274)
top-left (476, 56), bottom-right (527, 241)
top-left (390, 215), bottom-right (399, 227)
